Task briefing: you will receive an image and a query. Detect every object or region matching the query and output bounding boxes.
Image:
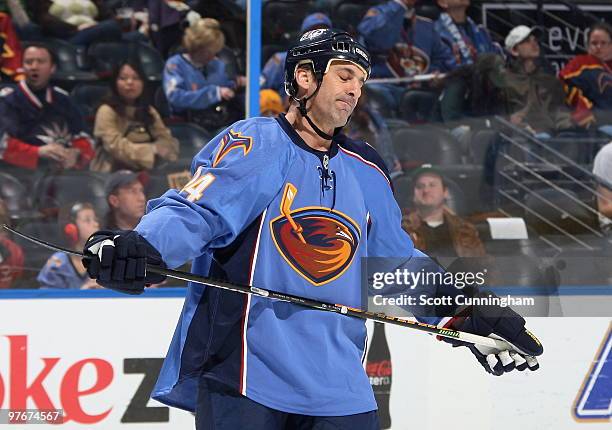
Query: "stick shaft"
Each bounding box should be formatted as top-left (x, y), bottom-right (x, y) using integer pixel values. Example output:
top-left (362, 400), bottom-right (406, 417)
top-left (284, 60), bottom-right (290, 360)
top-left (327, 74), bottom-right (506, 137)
top-left (2, 224), bottom-right (511, 350)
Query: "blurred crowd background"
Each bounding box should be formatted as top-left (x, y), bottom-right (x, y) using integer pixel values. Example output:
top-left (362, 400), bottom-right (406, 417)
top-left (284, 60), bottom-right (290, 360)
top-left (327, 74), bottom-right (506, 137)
top-left (0, 0), bottom-right (611, 290)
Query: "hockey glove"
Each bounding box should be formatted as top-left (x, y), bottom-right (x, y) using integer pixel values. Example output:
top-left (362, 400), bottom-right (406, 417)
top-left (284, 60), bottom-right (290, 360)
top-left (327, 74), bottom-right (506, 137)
top-left (444, 291), bottom-right (543, 376)
top-left (82, 230), bottom-right (166, 295)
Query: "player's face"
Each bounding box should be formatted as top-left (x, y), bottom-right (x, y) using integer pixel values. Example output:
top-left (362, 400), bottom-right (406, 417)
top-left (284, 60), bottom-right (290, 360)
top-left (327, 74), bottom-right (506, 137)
top-left (315, 61), bottom-right (366, 129)
top-left (513, 34), bottom-right (540, 60)
top-left (112, 181), bottom-right (146, 223)
top-left (23, 47), bottom-right (56, 90)
top-left (413, 174), bottom-right (448, 210)
top-left (116, 64), bottom-right (144, 104)
top-left (75, 208), bottom-right (99, 244)
top-left (588, 29), bottom-right (612, 62)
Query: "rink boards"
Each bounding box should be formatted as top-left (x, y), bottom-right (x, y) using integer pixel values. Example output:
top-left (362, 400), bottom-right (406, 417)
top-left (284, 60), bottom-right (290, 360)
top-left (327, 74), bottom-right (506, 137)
top-left (0, 289), bottom-right (609, 429)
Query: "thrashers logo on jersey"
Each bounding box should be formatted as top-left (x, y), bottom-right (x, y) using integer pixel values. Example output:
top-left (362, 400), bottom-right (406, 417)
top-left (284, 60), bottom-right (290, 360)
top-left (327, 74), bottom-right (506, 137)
top-left (213, 129), bottom-right (253, 167)
top-left (270, 184), bottom-right (360, 286)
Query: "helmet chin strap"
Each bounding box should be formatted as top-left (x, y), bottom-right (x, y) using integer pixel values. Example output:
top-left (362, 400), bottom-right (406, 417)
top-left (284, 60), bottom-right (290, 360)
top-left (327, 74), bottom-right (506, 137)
top-left (291, 77), bottom-right (344, 141)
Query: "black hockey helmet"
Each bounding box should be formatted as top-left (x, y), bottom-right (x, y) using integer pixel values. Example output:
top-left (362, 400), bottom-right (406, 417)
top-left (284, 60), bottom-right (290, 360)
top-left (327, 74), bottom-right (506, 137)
top-left (283, 28), bottom-right (371, 140)
top-left (284, 28), bottom-right (371, 98)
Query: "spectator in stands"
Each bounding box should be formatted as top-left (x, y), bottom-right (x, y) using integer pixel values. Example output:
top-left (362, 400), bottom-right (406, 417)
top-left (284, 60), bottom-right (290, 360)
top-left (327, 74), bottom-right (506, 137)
top-left (261, 12), bottom-right (332, 99)
top-left (163, 17), bottom-right (245, 130)
top-left (439, 52), bottom-right (507, 123)
top-left (503, 25), bottom-right (575, 137)
top-left (0, 12), bottom-right (24, 81)
top-left (358, 0), bottom-right (456, 121)
top-left (91, 60), bottom-right (179, 173)
top-left (401, 166), bottom-right (485, 257)
top-left (0, 198), bottom-right (24, 289)
top-left (593, 141), bottom-right (612, 236)
top-left (104, 169), bottom-right (146, 230)
top-left (434, 0), bottom-right (501, 67)
top-left (26, 0), bottom-right (123, 47)
top-left (0, 43), bottom-right (94, 170)
top-left (259, 89), bottom-right (283, 117)
top-left (560, 22), bottom-right (612, 134)
top-left (344, 91), bottom-right (402, 177)
top-left (37, 202), bottom-right (100, 289)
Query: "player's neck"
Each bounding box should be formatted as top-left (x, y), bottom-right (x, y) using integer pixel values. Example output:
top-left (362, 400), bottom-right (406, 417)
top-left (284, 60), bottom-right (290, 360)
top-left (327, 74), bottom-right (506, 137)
top-left (285, 108), bottom-right (333, 152)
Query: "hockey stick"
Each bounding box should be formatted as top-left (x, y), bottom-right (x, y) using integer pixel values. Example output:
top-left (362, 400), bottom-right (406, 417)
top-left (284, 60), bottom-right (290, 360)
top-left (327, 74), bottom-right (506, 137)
top-left (3, 224), bottom-right (512, 350)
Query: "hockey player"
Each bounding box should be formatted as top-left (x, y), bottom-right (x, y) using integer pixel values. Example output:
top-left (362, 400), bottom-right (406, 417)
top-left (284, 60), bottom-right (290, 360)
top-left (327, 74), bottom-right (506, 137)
top-left (83, 29), bottom-right (543, 429)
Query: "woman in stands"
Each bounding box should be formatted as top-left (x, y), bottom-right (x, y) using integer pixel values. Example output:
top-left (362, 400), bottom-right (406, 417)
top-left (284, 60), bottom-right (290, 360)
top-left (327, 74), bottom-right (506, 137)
top-left (37, 202), bottom-right (100, 289)
top-left (91, 60), bottom-right (178, 172)
top-left (560, 22), bottom-right (612, 134)
top-left (163, 17), bottom-right (245, 130)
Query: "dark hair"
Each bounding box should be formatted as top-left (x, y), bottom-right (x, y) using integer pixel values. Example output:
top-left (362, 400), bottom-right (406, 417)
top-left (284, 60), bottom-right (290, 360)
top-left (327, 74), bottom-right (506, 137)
top-left (102, 60), bottom-right (154, 128)
top-left (23, 42), bottom-right (57, 65)
top-left (589, 22), bottom-right (612, 42)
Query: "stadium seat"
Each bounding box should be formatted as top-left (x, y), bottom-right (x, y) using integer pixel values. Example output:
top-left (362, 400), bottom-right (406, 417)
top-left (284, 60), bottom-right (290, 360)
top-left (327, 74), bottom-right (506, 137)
top-left (11, 219), bottom-right (64, 288)
top-left (135, 43), bottom-right (166, 81)
top-left (262, 44), bottom-right (285, 65)
top-left (392, 172), bottom-right (467, 216)
top-left (332, 1), bottom-right (378, 36)
top-left (70, 83), bottom-right (109, 119)
top-left (391, 126), bottom-right (464, 169)
top-left (216, 47), bottom-right (244, 79)
top-left (0, 172), bottom-right (35, 220)
top-left (45, 39), bottom-right (97, 87)
top-left (263, 0), bottom-right (315, 44)
top-left (168, 123), bottom-right (212, 161)
top-left (33, 171), bottom-right (108, 218)
top-left (88, 42), bottom-right (164, 81)
top-left (416, 3), bottom-right (441, 21)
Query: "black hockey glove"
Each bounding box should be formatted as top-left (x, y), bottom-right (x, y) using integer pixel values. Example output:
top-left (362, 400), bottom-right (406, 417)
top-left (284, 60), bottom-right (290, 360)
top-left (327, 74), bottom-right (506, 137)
top-left (443, 291), bottom-right (543, 376)
top-left (82, 230), bottom-right (166, 295)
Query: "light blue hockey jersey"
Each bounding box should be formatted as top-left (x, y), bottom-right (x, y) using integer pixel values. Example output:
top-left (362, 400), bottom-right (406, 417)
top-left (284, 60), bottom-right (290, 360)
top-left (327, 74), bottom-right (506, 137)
top-left (136, 115), bottom-right (443, 415)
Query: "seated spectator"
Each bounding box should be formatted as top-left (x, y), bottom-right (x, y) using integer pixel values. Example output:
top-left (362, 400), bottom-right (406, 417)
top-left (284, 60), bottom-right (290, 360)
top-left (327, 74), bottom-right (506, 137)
top-left (259, 89), bottom-right (283, 117)
top-left (261, 12), bottom-right (332, 99)
top-left (26, 0), bottom-right (123, 47)
top-left (503, 26), bottom-right (576, 137)
top-left (37, 201), bottom-right (100, 289)
top-left (91, 60), bottom-right (179, 172)
top-left (0, 12), bottom-right (24, 81)
top-left (103, 169), bottom-right (146, 230)
top-left (560, 22), bottom-right (612, 133)
top-left (163, 17), bottom-right (245, 130)
top-left (0, 198), bottom-right (24, 289)
top-left (593, 141), bottom-right (612, 235)
top-left (434, 0), bottom-right (502, 66)
top-left (0, 43), bottom-right (94, 170)
top-left (401, 166), bottom-right (485, 257)
top-left (343, 92), bottom-right (402, 177)
top-left (358, 0), bottom-right (456, 120)
top-left (439, 52), bottom-right (507, 124)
